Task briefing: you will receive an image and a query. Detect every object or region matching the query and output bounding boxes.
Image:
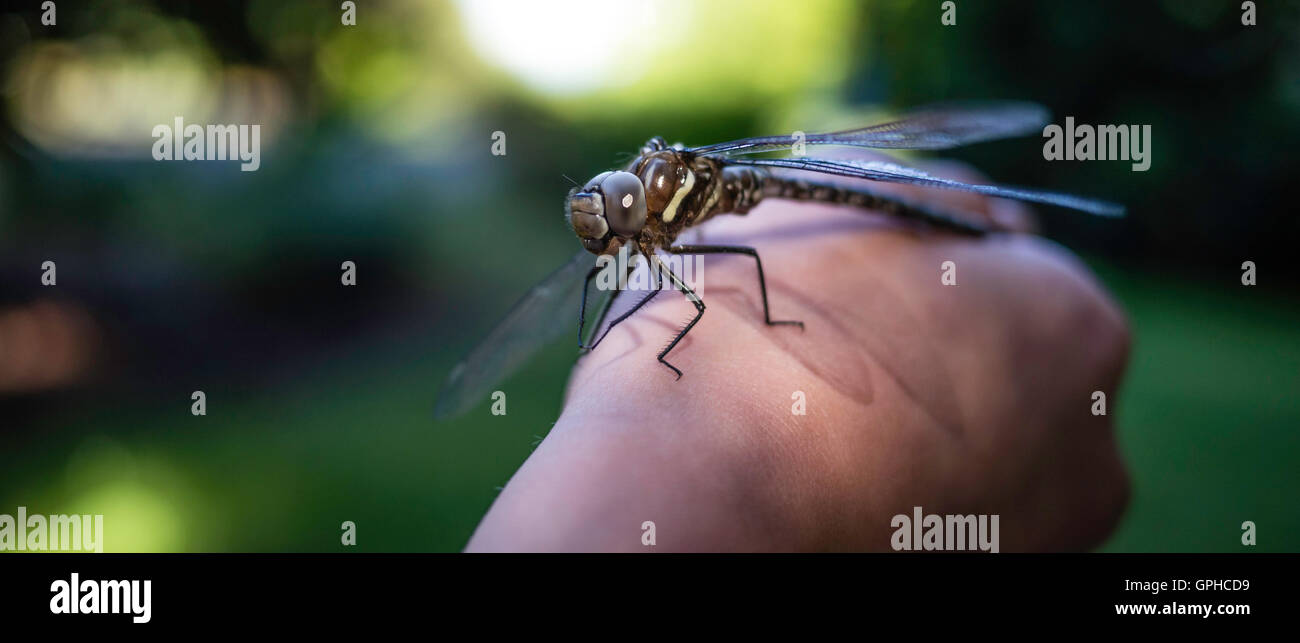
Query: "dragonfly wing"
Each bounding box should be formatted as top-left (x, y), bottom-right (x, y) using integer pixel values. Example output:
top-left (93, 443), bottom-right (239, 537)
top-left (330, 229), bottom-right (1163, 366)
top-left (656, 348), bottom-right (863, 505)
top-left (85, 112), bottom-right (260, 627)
top-left (435, 249), bottom-right (596, 420)
top-left (688, 101), bottom-right (1049, 156)
top-left (730, 156), bottom-right (1125, 217)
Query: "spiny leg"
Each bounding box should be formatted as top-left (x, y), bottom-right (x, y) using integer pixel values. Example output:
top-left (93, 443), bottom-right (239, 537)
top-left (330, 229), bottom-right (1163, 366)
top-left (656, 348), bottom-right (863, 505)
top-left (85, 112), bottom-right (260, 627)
top-left (669, 244), bottom-right (803, 330)
top-left (653, 256), bottom-right (706, 380)
top-left (578, 257), bottom-right (660, 352)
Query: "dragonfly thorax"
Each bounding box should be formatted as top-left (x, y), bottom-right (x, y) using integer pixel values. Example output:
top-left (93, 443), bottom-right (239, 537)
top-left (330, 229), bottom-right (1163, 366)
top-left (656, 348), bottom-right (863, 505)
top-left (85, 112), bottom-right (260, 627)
top-left (567, 170), bottom-right (647, 256)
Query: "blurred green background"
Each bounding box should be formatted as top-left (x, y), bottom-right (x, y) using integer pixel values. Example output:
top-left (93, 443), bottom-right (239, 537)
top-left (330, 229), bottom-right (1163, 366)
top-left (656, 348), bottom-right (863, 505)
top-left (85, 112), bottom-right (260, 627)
top-left (0, 0), bottom-right (1296, 551)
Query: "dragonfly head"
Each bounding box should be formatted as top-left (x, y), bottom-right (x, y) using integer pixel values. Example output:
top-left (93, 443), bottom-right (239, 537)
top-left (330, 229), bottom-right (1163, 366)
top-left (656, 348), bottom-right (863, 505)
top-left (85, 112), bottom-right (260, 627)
top-left (567, 170), bottom-right (647, 255)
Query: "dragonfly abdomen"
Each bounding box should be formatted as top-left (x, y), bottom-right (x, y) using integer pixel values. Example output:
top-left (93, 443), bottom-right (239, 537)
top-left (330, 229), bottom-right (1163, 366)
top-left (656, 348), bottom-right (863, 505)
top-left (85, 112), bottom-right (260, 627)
top-left (762, 175), bottom-right (990, 236)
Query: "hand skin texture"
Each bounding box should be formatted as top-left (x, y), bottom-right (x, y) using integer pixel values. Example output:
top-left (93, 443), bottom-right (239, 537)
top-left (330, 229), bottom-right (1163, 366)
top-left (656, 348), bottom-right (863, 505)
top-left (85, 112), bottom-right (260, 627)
top-left (466, 161), bottom-right (1131, 552)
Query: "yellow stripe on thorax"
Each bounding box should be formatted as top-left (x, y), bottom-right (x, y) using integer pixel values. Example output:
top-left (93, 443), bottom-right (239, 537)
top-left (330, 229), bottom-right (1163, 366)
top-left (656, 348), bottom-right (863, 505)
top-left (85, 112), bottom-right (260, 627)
top-left (661, 169), bottom-right (695, 223)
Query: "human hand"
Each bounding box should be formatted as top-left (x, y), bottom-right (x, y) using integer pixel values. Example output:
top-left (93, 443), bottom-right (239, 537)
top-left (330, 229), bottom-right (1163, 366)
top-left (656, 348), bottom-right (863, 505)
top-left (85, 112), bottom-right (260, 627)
top-left (466, 161), bottom-right (1130, 552)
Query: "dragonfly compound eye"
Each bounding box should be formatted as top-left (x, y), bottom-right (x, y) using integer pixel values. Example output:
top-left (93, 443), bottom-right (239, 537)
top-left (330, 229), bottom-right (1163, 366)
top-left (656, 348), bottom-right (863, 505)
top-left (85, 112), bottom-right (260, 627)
top-left (600, 171), bottom-right (647, 237)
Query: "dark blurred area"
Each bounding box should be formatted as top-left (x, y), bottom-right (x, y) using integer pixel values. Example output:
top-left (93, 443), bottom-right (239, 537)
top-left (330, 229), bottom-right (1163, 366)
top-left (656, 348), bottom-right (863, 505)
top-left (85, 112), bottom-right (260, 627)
top-left (0, 0), bottom-right (1296, 551)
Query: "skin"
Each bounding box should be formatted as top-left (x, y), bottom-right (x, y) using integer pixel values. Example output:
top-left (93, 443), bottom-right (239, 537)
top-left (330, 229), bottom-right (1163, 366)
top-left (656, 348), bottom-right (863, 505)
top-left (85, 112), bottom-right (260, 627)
top-left (466, 161), bottom-right (1131, 552)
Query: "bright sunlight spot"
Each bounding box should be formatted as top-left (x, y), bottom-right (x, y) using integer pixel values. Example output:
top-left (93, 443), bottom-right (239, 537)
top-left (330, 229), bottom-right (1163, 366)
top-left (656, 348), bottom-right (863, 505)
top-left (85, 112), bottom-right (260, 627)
top-left (453, 0), bottom-right (673, 94)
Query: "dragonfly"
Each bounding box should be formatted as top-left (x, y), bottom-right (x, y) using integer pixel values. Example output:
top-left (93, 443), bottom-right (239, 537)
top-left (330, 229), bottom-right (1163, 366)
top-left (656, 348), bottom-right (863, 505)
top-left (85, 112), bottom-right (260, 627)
top-left (434, 101), bottom-right (1124, 419)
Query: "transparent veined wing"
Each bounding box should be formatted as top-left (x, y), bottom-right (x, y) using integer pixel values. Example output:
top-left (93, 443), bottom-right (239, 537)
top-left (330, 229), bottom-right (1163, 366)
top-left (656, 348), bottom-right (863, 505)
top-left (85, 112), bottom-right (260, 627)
top-left (435, 249), bottom-right (605, 419)
top-left (687, 101), bottom-right (1049, 156)
top-left (728, 156), bottom-right (1125, 217)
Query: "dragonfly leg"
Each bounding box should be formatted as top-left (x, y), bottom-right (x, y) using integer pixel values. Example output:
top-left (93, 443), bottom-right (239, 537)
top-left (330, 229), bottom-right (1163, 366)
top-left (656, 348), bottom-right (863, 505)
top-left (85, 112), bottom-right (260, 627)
top-left (654, 257), bottom-right (706, 380)
top-left (669, 245), bottom-right (804, 330)
top-left (579, 259), bottom-right (660, 352)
